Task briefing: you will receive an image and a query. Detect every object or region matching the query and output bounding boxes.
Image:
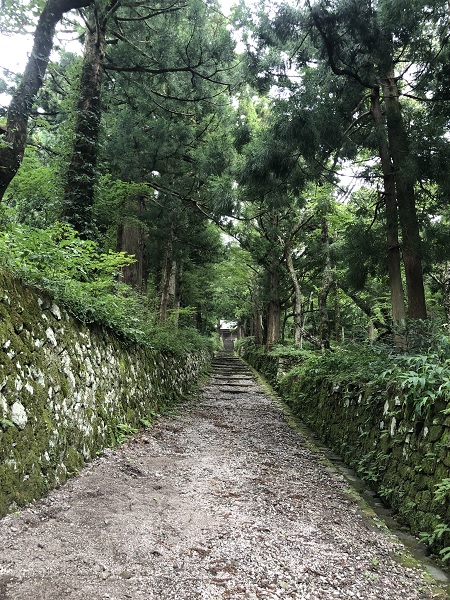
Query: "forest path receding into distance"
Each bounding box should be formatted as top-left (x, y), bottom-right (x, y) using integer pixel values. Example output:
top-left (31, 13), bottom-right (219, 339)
top-left (0, 354), bottom-right (447, 600)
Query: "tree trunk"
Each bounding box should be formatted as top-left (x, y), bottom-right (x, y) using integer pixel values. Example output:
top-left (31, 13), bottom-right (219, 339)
top-left (285, 247), bottom-right (303, 348)
top-left (159, 226), bottom-right (175, 322)
top-left (0, 0), bottom-right (92, 201)
top-left (116, 196), bottom-right (148, 292)
top-left (318, 219), bottom-right (333, 350)
top-left (371, 85), bottom-right (406, 329)
top-left (171, 261), bottom-right (182, 329)
top-left (61, 5), bottom-right (106, 236)
top-left (250, 283), bottom-right (264, 346)
top-left (334, 280), bottom-right (343, 343)
top-left (307, 291), bottom-right (316, 336)
top-left (265, 265), bottom-right (281, 352)
top-left (381, 74), bottom-right (427, 319)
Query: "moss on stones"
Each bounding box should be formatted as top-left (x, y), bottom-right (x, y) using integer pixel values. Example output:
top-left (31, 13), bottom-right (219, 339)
top-left (0, 274), bottom-right (211, 518)
top-left (243, 348), bottom-right (450, 561)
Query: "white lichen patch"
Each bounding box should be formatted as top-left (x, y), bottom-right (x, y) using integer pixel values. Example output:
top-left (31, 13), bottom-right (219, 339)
top-left (45, 327), bottom-right (57, 346)
top-left (50, 304), bottom-right (62, 320)
top-left (10, 402), bottom-right (28, 429)
top-left (0, 394), bottom-right (8, 416)
top-left (390, 416), bottom-right (397, 437)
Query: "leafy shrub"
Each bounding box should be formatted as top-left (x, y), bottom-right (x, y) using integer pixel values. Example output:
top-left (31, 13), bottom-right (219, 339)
top-left (0, 223), bottom-right (212, 353)
top-left (0, 222), bottom-right (145, 337)
top-left (146, 324), bottom-right (214, 354)
top-left (267, 344), bottom-right (312, 359)
top-left (280, 340), bottom-right (450, 418)
top-left (3, 148), bottom-right (62, 229)
top-left (281, 343), bottom-right (390, 388)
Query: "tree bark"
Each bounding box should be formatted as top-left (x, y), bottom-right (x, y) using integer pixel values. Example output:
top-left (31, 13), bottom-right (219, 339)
top-left (250, 282), bottom-right (264, 346)
top-left (159, 225), bottom-right (176, 322)
top-left (116, 196), bottom-right (149, 292)
top-left (265, 264), bottom-right (281, 352)
top-left (61, 4), bottom-right (107, 236)
top-left (381, 74), bottom-right (427, 319)
top-left (171, 260), bottom-right (182, 329)
top-left (334, 280), bottom-right (343, 343)
top-left (284, 246), bottom-right (303, 348)
top-left (371, 86), bottom-right (406, 342)
top-left (0, 0), bottom-right (92, 201)
top-left (318, 219), bottom-right (333, 350)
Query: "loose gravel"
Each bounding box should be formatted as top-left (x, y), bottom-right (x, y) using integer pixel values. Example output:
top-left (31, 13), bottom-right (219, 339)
top-left (0, 355), bottom-right (446, 599)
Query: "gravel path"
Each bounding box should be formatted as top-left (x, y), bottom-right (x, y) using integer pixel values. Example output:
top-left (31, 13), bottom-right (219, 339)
top-left (0, 355), bottom-right (446, 599)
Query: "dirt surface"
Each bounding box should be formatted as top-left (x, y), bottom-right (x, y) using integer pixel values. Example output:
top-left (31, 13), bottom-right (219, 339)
top-left (0, 355), bottom-right (446, 599)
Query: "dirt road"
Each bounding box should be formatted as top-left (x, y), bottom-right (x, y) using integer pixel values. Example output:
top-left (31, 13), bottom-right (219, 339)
top-left (0, 355), bottom-right (446, 599)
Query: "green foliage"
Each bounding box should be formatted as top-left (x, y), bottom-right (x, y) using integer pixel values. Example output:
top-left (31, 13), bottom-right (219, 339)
top-left (268, 344), bottom-right (312, 358)
top-left (115, 423), bottom-right (138, 445)
top-left (374, 333), bottom-right (450, 417)
top-left (139, 417), bottom-right (154, 428)
top-left (146, 323), bottom-right (214, 354)
top-left (356, 449), bottom-right (389, 484)
top-left (281, 333), bottom-right (450, 418)
top-left (0, 222), bottom-right (133, 283)
top-left (281, 344), bottom-right (389, 388)
top-left (210, 243), bottom-right (255, 325)
top-left (94, 175), bottom-right (151, 233)
top-left (440, 547), bottom-right (450, 562)
top-left (389, 355), bottom-right (446, 417)
top-left (0, 222), bottom-right (151, 339)
top-left (0, 418), bottom-right (15, 430)
top-left (0, 222), bottom-right (216, 352)
top-left (234, 336), bottom-right (262, 355)
top-left (3, 148), bottom-right (62, 228)
top-left (434, 478), bottom-right (450, 505)
top-left (0, 1), bottom-right (44, 34)
top-left (420, 518), bottom-right (450, 562)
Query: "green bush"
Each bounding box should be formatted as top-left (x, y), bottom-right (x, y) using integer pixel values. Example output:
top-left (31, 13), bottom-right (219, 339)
top-left (0, 223), bottom-right (212, 353)
top-left (279, 340), bottom-right (450, 419)
top-left (146, 324), bottom-right (214, 354)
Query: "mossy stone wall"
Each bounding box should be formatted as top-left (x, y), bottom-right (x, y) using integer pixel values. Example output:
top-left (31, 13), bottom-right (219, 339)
top-left (0, 272), bottom-right (210, 516)
top-left (242, 347), bottom-right (450, 555)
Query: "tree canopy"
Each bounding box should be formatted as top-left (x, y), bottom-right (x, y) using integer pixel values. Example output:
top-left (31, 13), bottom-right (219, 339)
top-left (1, 0), bottom-right (450, 353)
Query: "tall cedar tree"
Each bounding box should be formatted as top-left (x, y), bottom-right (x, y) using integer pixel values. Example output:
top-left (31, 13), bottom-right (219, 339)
top-left (0, 0), bottom-right (93, 200)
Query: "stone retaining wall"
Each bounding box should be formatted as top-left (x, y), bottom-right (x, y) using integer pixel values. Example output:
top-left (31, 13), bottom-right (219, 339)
top-left (0, 272), bottom-right (210, 516)
top-left (242, 346), bottom-right (450, 556)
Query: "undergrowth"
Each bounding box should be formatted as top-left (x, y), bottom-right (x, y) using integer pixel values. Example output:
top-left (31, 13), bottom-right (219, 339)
top-left (278, 337), bottom-right (450, 419)
top-left (0, 222), bottom-right (213, 354)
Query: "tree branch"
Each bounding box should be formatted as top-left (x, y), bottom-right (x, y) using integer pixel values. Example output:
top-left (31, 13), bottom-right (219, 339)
top-left (308, 3), bottom-right (372, 89)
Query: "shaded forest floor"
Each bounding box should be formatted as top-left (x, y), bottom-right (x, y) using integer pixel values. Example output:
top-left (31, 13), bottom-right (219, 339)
top-left (0, 354), bottom-right (448, 599)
